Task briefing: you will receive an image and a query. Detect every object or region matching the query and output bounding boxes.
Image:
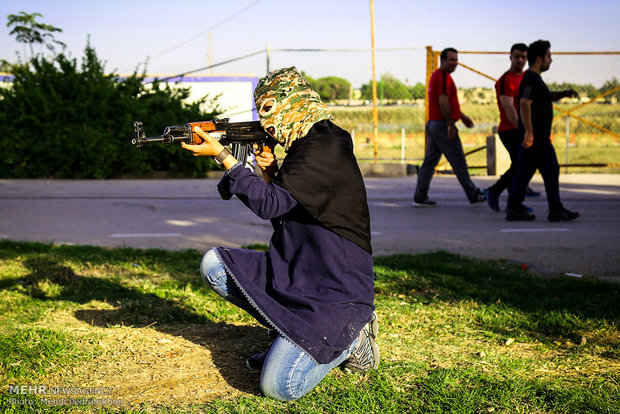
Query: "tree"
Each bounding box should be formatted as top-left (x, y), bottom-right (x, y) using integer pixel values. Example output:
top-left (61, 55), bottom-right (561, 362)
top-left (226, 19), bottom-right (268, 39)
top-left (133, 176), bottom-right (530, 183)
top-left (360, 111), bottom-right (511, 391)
top-left (360, 74), bottom-right (412, 102)
top-left (301, 71), bottom-right (317, 86)
top-left (409, 82), bottom-right (425, 100)
top-left (577, 83), bottom-right (600, 99)
top-left (314, 76), bottom-right (351, 101)
top-left (600, 77), bottom-right (620, 103)
top-left (6, 12), bottom-right (66, 59)
top-left (0, 59), bottom-right (13, 72)
top-left (2, 13), bottom-right (223, 178)
top-left (300, 73), bottom-right (351, 102)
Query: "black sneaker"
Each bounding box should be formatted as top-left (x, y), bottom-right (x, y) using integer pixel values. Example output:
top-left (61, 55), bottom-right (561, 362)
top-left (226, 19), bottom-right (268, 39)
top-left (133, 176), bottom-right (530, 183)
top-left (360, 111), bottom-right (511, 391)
top-left (548, 208), bottom-right (579, 222)
top-left (505, 205), bottom-right (533, 213)
top-left (525, 187), bottom-right (541, 198)
top-left (506, 208), bottom-right (536, 221)
top-left (413, 196), bottom-right (437, 206)
top-left (483, 188), bottom-right (499, 212)
top-left (246, 348), bottom-right (269, 372)
top-left (343, 312), bottom-right (379, 372)
top-left (470, 190), bottom-right (487, 204)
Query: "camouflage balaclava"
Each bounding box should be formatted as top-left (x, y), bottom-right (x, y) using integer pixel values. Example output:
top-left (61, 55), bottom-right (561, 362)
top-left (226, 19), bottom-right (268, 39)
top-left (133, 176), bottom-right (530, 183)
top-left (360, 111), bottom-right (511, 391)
top-left (254, 66), bottom-right (331, 151)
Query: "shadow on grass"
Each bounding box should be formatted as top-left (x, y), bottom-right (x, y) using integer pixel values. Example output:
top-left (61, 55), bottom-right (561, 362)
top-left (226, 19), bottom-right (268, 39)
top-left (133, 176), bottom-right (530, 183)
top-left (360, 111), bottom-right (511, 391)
top-left (2, 240), bottom-right (618, 396)
top-left (374, 251), bottom-right (619, 352)
top-left (0, 242), bottom-right (270, 395)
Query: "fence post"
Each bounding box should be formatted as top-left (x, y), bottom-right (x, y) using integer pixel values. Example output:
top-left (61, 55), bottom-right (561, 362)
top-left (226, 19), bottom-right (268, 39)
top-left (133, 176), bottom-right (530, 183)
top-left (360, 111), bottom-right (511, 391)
top-left (565, 116), bottom-right (570, 173)
top-left (486, 130), bottom-right (497, 176)
top-left (487, 126), bottom-right (509, 176)
top-left (370, 0), bottom-right (379, 163)
top-left (401, 128), bottom-right (405, 164)
top-left (424, 46), bottom-right (434, 152)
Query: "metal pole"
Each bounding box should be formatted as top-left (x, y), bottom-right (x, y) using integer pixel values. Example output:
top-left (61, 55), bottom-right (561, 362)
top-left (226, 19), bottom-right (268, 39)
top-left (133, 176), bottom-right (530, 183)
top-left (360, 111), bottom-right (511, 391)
top-left (424, 46), bottom-right (436, 152)
top-left (266, 42), bottom-right (271, 75)
top-left (370, 0), bottom-right (379, 163)
top-left (206, 32), bottom-right (213, 73)
top-left (401, 128), bottom-right (405, 164)
top-left (565, 116), bottom-right (570, 173)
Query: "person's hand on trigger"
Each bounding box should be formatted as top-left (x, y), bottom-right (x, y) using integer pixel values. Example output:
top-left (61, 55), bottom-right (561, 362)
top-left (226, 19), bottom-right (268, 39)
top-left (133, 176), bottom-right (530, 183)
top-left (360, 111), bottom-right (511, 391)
top-left (253, 143), bottom-right (278, 182)
top-left (253, 144), bottom-right (277, 169)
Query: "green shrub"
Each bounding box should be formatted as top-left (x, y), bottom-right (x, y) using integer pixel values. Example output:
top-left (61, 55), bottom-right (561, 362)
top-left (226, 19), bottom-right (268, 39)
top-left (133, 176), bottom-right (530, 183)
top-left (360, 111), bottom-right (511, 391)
top-left (0, 41), bottom-right (220, 178)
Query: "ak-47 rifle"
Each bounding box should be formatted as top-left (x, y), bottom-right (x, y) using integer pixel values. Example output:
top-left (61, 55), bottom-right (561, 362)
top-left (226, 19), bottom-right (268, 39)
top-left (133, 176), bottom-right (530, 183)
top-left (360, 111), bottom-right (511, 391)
top-left (132, 119), bottom-right (275, 164)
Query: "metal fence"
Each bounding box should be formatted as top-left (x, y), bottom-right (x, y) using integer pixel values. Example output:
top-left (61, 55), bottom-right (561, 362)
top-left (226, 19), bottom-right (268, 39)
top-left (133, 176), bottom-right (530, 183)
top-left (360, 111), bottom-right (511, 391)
top-left (177, 45), bottom-right (620, 173)
top-left (426, 47), bottom-right (620, 174)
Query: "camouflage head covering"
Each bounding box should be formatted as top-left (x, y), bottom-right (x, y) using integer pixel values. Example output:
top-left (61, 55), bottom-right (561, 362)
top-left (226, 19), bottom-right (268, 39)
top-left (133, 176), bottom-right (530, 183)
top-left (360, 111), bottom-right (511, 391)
top-left (254, 66), bottom-right (331, 151)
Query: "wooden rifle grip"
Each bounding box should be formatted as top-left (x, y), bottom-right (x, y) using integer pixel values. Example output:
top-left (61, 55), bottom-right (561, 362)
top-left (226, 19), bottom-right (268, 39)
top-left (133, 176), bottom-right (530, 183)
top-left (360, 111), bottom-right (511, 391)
top-left (187, 121), bottom-right (220, 144)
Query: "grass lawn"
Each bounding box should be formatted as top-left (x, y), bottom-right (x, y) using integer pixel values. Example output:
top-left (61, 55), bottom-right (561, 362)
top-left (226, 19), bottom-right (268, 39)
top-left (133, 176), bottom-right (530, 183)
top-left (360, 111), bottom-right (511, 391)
top-left (0, 240), bottom-right (618, 413)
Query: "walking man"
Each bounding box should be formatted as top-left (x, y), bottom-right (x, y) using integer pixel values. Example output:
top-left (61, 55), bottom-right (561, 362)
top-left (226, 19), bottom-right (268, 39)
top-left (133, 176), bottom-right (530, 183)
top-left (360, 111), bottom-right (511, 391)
top-left (484, 43), bottom-right (540, 212)
top-left (506, 40), bottom-right (580, 222)
top-left (414, 48), bottom-right (486, 206)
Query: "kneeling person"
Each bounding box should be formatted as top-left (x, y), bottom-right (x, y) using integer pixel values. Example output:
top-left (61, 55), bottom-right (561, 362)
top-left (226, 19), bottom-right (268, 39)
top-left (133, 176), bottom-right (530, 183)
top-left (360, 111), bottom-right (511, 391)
top-left (182, 67), bottom-right (379, 401)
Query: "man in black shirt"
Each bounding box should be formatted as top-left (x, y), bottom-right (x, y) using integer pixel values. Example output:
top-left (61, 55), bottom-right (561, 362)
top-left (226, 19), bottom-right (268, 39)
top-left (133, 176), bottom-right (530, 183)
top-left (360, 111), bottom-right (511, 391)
top-left (506, 40), bottom-right (580, 222)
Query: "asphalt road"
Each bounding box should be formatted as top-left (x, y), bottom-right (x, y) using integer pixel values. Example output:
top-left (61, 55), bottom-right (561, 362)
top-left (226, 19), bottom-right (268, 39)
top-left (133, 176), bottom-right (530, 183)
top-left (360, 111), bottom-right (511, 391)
top-left (1, 174), bottom-right (619, 282)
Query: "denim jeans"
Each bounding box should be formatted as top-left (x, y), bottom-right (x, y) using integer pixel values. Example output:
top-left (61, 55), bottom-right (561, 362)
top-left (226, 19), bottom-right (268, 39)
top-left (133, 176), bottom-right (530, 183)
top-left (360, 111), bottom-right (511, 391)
top-left (200, 249), bottom-right (358, 401)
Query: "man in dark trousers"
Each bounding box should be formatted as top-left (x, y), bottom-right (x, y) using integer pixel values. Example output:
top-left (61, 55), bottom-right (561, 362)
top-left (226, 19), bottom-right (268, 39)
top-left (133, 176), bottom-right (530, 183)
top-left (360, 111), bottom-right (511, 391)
top-left (413, 47), bottom-right (486, 206)
top-left (506, 40), bottom-right (580, 222)
top-left (484, 43), bottom-right (540, 212)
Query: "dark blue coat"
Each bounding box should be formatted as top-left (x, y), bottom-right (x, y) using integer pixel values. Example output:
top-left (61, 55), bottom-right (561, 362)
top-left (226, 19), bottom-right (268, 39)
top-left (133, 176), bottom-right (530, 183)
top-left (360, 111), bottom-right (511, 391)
top-left (214, 122), bottom-right (375, 364)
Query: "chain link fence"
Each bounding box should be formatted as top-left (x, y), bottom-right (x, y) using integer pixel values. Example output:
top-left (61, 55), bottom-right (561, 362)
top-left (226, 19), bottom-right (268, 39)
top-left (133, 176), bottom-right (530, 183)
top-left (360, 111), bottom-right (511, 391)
top-left (179, 46), bottom-right (620, 173)
top-left (436, 49), bottom-right (620, 174)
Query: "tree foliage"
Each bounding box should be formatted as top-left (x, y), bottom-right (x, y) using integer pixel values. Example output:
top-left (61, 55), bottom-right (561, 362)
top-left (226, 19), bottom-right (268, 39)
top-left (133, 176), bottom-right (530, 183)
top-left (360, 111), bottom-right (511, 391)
top-left (314, 76), bottom-right (351, 101)
top-left (409, 82), bottom-right (426, 100)
top-left (360, 74), bottom-right (423, 102)
top-left (547, 82), bottom-right (600, 99)
top-left (599, 77), bottom-right (620, 102)
top-left (6, 12), bottom-right (66, 58)
top-left (303, 73), bottom-right (351, 102)
top-left (0, 40), bottom-right (220, 178)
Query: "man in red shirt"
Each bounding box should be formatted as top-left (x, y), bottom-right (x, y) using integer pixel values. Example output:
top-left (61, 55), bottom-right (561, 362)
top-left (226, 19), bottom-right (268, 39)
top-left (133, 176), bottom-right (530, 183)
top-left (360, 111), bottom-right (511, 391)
top-left (484, 43), bottom-right (539, 212)
top-left (414, 48), bottom-right (486, 206)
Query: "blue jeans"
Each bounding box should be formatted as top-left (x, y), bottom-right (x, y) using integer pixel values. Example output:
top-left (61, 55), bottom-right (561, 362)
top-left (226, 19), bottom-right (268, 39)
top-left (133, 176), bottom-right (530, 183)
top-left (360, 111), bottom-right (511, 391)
top-left (200, 249), bottom-right (358, 401)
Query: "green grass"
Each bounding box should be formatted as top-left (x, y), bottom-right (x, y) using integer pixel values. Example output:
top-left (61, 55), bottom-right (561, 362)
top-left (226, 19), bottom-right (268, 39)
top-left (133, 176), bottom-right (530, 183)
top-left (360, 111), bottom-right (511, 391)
top-left (0, 240), bottom-right (618, 413)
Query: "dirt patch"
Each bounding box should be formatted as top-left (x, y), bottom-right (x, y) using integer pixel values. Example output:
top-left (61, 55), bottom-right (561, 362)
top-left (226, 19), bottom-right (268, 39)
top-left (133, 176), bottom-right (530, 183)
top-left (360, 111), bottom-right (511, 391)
top-left (43, 313), bottom-right (271, 409)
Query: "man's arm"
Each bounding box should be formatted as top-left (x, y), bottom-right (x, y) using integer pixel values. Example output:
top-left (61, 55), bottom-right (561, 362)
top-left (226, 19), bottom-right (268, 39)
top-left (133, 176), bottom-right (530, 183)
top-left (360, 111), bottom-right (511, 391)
top-left (499, 95), bottom-right (519, 128)
top-left (460, 112), bottom-right (475, 128)
top-left (520, 98), bottom-right (534, 148)
top-left (550, 89), bottom-right (579, 102)
top-left (438, 94), bottom-right (457, 140)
